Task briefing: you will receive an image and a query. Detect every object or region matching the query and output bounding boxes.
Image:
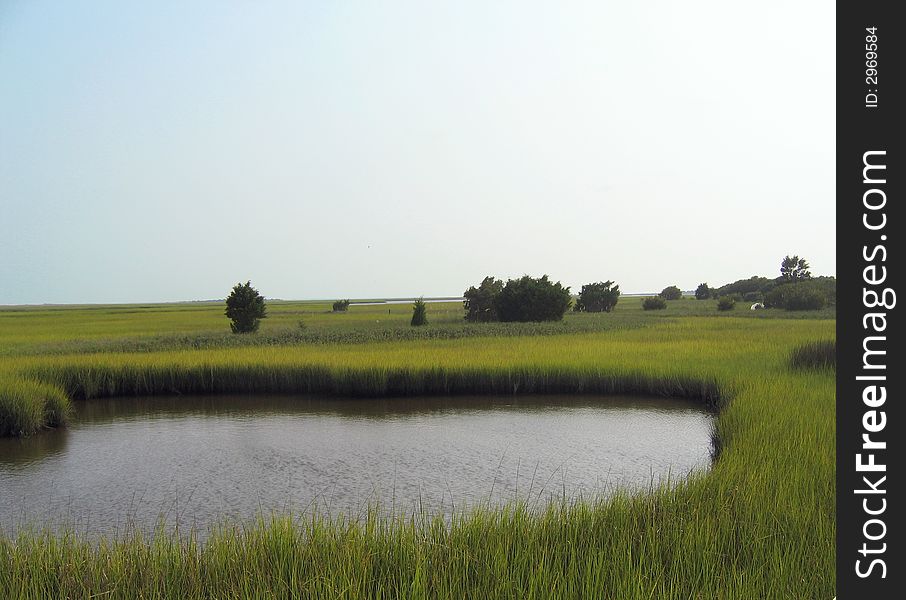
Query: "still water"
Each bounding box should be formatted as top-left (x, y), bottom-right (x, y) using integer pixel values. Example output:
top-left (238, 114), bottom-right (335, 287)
top-left (0, 394), bottom-right (713, 538)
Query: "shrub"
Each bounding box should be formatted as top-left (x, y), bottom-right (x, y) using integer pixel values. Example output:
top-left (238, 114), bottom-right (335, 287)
top-left (494, 275), bottom-right (571, 322)
top-left (463, 277), bottom-right (504, 322)
top-left (694, 283), bottom-right (711, 300)
top-left (642, 296), bottom-right (667, 310)
top-left (225, 281), bottom-right (267, 333)
top-left (784, 288), bottom-right (826, 311)
top-left (332, 299), bottom-right (350, 312)
top-left (574, 281), bottom-right (621, 313)
top-left (410, 298), bottom-right (428, 326)
top-left (713, 276), bottom-right (777, 299)
top-left (764, 281), bottom-right (830, 311)
top-left (658, 286), bottom-right (683, 300)
top-left (804, 276), bottom-right (837, 305)
top-left (742, 291), bottom-right (762, 302)
top-left (717, 296), bottom-right (736, 311)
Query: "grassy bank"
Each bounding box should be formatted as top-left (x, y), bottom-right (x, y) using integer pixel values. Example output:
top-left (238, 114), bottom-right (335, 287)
top-left (0, 378), bottom-right (70, 437)
top-left (0, 303), bottom-right (834, 598)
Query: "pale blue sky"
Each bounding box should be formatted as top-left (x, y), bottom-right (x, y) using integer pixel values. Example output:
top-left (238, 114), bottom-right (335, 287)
top-left (1, 1), bottom-right (835, 304)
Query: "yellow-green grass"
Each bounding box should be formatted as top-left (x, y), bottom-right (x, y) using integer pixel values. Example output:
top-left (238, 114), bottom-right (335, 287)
top-left (0, 311), bottom-right (835, 598)
top-left (0, 378), bottom-right (70, 436)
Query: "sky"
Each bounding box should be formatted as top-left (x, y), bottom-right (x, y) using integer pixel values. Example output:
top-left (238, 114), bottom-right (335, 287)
top-left (0, 1), bottom-right (835, 305)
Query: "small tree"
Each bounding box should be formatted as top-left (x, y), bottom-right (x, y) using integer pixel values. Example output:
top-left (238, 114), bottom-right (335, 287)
top-left (332, 299), bottom-right (350, 312)
top-left (694, 283), bottom-right (711, 300)
top-left (642, 296), bottom-right (667, 310)
top-left (411, 297), bottom-right (428, 326)
top-left (659, 285), bottom-right (683, 300)
top-left (717, 296), bottom-right (736, 311)
top-left (463, 276), bottom-right (504, 322)
top-left (225, 281), bottom-right (267, 333)
top-left (780, 255), bottom-right (812, 281)
top-left (574, 281), bottom-right (621, 313)
top-left (494, 275), bottom-right (571, 322)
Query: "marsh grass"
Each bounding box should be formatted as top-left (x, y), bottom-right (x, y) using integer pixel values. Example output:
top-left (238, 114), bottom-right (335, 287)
top-left (1, 298), bottom-right (834, 357)
top-left (0, 378), bottom-right (70, 436)
top-left (789, 339), bottom-right (836, 371)
top-left (0, 308), bottom-right (835, 598)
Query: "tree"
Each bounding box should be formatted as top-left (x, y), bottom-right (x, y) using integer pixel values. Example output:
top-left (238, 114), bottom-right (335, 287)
top-left (332, 299), bottom-right (350, 312)
top-left (411, 297), bottom-right (428, 326)
top-left (659, 285), bottom-right (683, 300)
top-left (493, 275), bottom-right (571, 322)
top-left (694, 283), bottom-right (712, 300)
top-left (225, 281), bottom-right (267, 333)
top-left (574, 281), bottom-right (621, 312)
top-left (463, 276), bottom-right (504, 322)
top-left (780, 255), bottom-right (812, 281)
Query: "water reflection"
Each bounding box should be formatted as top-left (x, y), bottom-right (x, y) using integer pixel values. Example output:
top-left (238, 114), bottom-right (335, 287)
top-left (0, 428), bottom-right (70, 468)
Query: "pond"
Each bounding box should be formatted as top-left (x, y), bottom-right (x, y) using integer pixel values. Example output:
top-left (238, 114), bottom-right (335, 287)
top-left (0, 394), bottom-right (713, 539)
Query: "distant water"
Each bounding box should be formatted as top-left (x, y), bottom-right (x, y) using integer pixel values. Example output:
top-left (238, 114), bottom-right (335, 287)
top-left (350, 298), bottom-right (463, 306)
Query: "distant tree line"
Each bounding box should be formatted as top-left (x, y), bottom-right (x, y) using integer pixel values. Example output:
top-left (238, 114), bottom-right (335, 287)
top-left (636, 255), bottom-right (832, 313)
top-left (223, 256), bottom-right (833, 334)
top-left (704, 256), bottom-right (834, 311)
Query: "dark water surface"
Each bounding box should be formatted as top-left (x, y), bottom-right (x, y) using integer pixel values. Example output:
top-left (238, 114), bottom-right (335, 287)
top-left (0, 394), bottom-right (712, 538)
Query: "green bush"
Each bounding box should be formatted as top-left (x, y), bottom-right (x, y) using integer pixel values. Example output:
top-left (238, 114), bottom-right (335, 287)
top-left (410, 298), bottom-right (428, 326)
top-left (658, 286), bottom-right (683, 300)
top-left (574, 281), bottom-right (621, 313)
top-left (332, 299), bottom-right (350, 312)
top-left (717, 296), bottom-right (736, 311)
top-left (713, 276), bottom-right (776, 298)
top-left (494, 275), bottom-right (571, 322)
top-left (225, 281), bottom-right (267, 333)
top-left (764, 280), bottom-right (832, 311)
top-left (463, 277), bottom-right (504, 322)
top-left (785, 288), bottom-right (826, 311)
top-left (694, 283), bottom-right (711, 300)
top-left (642, 296), bottom-right (667, 310)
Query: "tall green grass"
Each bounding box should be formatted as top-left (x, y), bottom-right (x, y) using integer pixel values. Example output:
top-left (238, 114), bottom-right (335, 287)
top-left (0, 314), bottom-right (835, 598)
top-left (0, 378), bottom-right (70, 436)
top-left (0, 485), bottom-right (828, 600)
top-left (789, 339), bottom-right (836, 371)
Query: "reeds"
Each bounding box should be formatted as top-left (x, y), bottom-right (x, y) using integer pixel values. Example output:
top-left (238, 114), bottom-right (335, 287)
top-left (789, 339), bottom-right (836, 371)
top-left (0, 378), bottom-right (70, 436)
